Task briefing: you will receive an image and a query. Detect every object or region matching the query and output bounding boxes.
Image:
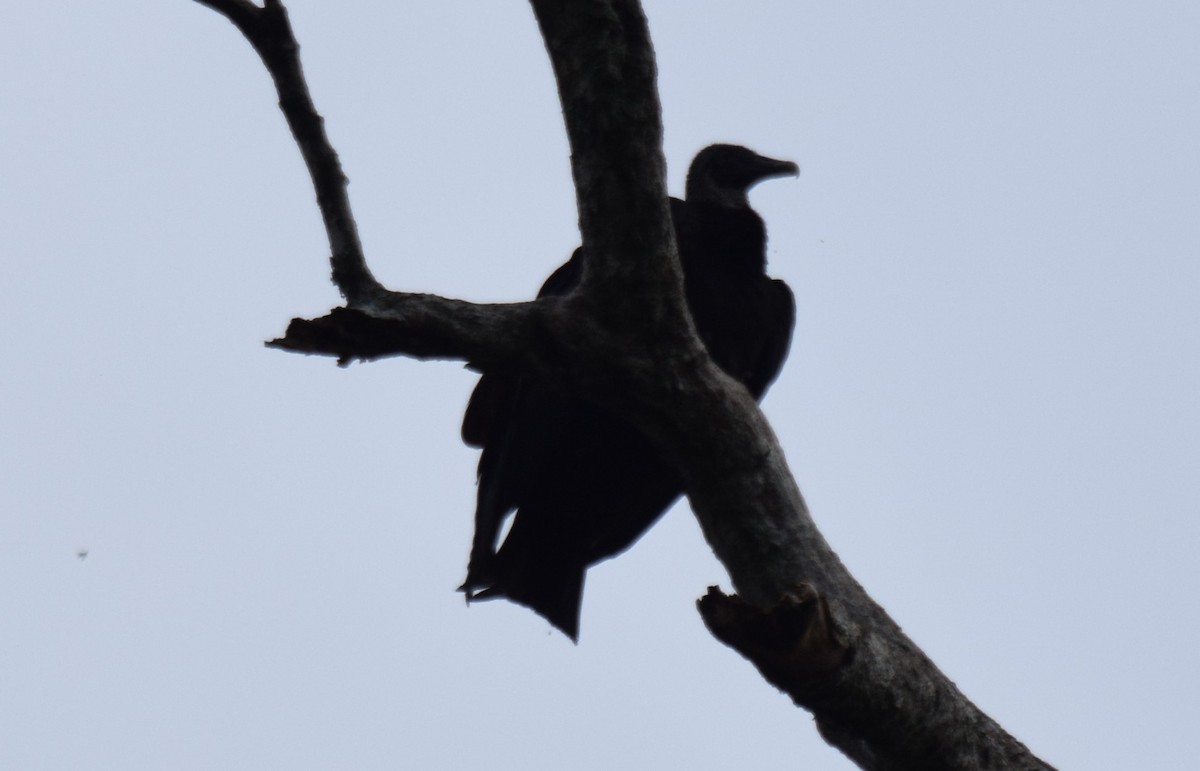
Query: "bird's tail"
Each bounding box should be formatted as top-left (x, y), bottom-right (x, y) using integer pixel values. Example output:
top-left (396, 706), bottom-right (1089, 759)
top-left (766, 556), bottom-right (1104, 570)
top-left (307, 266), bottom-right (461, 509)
top-left (460, 529), bottom-right (586, 642)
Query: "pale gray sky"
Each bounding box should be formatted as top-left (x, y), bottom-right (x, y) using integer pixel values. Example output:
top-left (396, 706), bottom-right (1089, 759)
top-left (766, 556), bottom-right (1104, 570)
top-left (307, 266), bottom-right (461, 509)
top-left (3, 2), bottom-right (1198, 769)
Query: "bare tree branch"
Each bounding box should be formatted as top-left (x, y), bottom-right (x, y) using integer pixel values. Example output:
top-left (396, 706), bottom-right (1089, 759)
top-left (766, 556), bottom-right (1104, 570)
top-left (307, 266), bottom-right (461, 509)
top-left (530, 2), bottom-right (680, 302)
top-left (193, 0), bottom-right (258, 28)
top-left (266, 296), bottom-right (557, 375)
top-left (193, 0), bottom-right (564, 371)
top-left (195, 0), bottom-right (377, 303)
top-left (526, 4), bottom-right (1054, 767)
top-left (191, 0), bottom-right (1056, 767)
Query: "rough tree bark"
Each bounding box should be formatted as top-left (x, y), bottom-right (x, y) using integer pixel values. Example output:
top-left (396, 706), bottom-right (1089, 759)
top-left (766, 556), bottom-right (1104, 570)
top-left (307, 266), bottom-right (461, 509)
top-left (192, 1), bottom-right (1054, 768)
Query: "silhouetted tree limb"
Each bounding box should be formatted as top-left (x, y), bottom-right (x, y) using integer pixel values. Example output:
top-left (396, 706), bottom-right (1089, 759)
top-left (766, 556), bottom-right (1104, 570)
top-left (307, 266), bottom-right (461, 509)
top-left (191, 1), bottom-right (1054, 768)
top-left (195, 0), bottom-right (376, 302)
top-left (266, 301), bottom-right (548, 372)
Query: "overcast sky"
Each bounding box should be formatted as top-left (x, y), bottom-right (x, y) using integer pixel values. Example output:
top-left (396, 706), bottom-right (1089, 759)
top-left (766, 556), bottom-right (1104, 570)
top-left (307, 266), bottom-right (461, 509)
top-left (3, 2), bottom-right (1198, 769)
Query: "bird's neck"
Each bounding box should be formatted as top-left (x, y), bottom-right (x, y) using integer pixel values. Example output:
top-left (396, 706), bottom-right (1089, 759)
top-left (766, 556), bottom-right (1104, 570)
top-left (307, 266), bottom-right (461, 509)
top-left (685, 179), bottom-right (750, 209)
top-left (688, 202), bottom-right (768, 275)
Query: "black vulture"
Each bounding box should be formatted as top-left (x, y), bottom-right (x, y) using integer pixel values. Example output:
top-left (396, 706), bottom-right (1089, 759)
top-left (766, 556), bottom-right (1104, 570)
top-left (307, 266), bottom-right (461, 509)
top-left (459, 145), bottom-right (798, 639)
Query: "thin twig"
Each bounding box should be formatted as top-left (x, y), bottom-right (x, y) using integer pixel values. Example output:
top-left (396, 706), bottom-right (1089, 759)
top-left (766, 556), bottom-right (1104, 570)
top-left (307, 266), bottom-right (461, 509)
top-left (192, 0), bottom-right (377, 304)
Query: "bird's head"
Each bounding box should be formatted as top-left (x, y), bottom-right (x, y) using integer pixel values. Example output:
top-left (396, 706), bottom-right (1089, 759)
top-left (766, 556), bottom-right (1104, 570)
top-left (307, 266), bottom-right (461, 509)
top-left (685, 144), bottom-right (800, 208)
